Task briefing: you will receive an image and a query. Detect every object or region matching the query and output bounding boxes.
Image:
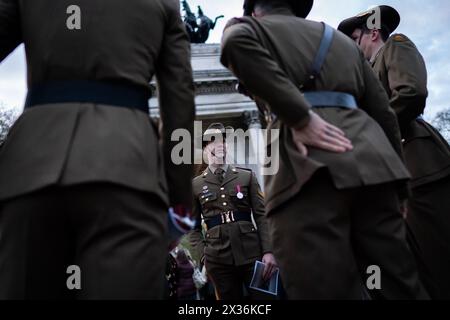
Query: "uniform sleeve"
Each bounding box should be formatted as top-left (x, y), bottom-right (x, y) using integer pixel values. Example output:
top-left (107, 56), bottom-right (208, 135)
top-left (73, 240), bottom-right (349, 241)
top-left (385, 38), bottom-right (428, 133)
top-left (156, 0), bottom-right (195, 208)
top-left (220, 22), bottom-right (311, 129)
top-left (360, 54), bottom-right (404, 160)
top-left (248, 172), bottom-right (272, 254)
top-left (0, 0), bottom-right (22, 62)
top-left (187, 196), bottom-right (206, 263)
top-left (359, 54), bottom-right (410, 200)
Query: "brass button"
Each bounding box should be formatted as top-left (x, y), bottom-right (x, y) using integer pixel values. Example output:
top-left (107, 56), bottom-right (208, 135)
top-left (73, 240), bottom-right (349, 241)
top-left (223, 202), bottom-right (227, 206)
top-left (220, 187), bottom-right (225, 191)
top-left (221, 195), bottom-right (226, 198)
top-left (206, 198), bottom-right (209, 201)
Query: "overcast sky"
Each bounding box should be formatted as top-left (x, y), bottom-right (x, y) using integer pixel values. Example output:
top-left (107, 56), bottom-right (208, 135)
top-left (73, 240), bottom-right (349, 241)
top-left (1, 0), bottom-right (449, 120)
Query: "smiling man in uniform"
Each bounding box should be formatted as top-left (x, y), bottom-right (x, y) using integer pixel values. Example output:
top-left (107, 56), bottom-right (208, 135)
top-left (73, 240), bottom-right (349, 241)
top-left (188, 123), bottom-right (277, 300)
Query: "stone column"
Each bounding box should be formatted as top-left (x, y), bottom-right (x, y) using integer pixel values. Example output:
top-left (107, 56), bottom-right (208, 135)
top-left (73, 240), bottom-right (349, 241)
top-left (244, 110), bottom-right (265, 190)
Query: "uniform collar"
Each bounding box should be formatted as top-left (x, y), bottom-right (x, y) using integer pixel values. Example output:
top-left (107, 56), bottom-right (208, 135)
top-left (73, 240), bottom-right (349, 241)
top-left (370, 43), bottom-right (386, 66)
top-left (202, 165), bottom-right (238, 186)
top-left (208, 164), bottom-right (229, 175)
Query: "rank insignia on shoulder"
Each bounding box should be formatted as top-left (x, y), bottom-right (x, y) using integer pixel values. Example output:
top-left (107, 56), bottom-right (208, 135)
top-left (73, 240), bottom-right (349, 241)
top-left (258, 189), bottom-right (265, 198)
top-left (393, 34), bottom-right (406, 42)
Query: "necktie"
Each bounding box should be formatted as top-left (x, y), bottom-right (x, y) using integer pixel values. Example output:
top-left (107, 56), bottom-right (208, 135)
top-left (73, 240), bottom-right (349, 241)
top-left (215, 168), bottom-right (225, 183)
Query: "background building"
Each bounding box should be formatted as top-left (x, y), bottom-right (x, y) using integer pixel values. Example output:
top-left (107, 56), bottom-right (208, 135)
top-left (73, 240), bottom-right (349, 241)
top-left (150, 44), bottom-right (266, 186)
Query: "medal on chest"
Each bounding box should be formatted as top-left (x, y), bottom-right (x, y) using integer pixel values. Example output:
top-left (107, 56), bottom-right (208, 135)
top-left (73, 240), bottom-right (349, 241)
top-left (236, 185), bottom-right (244, 199)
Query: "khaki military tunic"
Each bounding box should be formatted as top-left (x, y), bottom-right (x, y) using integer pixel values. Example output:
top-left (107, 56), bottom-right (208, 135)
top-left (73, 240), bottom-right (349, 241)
top-left (0, 0), bottom-right (195, 206)
top-left (372, 34), bottom-right (450, 188)
top-left (221, 10), bottom-right (410, 214)
top-left (188, 166), bottom-right (271, 266)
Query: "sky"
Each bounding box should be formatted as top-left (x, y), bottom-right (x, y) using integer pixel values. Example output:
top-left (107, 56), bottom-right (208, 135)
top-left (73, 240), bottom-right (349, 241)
top-left (1, 0), bottom-right (449, 120)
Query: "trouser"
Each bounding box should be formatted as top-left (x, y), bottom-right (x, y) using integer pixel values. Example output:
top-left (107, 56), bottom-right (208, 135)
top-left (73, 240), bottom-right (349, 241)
top-left (268, 170), bottom-right (429, 300)
top-left (205, 259), bottom-right (274, 300)
top-left (0, 183), bottom-right (168, 300)
top-left (407, 175), bottom-right (450, 299)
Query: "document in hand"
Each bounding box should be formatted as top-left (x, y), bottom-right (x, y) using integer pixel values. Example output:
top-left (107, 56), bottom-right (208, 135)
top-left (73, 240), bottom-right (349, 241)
top-left (249, 261), bottom-right (280, 296)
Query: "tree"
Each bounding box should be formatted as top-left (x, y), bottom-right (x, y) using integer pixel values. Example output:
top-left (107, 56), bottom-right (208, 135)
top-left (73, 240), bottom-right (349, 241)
top-left (432, 108), bottom-right (450, 144)
top-left (0, 101), bottom-right (21, 145)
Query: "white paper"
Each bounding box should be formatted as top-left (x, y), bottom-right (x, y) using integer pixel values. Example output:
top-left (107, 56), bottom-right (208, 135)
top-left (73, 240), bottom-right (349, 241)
top-left (249, 261), bottom-right (280, 296)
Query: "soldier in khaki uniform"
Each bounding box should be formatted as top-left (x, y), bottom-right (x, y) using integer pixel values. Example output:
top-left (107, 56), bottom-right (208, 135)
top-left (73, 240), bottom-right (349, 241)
top-left (339, 5), bottom-right (450, 299)
top-left (188, 123), bottom-right (277, 300)
top-left (220, 0), bottom-right (429, 299)
top-left (0, 0), bottom-right (195, 299)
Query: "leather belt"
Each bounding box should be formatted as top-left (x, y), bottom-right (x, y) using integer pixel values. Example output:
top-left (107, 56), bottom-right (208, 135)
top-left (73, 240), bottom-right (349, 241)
top-left (304, 91), bottom-right (358, 109)
top-left (205, 211), bottom-right (252, 230)
top-left (25, 80), bottom-right (150, 113)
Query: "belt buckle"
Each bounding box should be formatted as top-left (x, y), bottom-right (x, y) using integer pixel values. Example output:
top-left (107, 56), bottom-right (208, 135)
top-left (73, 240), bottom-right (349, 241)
top-left (221, 211), bottom-right (235, 224)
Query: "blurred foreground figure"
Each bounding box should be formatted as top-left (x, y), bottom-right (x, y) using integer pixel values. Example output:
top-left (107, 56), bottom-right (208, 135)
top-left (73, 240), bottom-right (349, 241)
top-left (221, 0), bottom-right (429, 299)
top-left (0, 0), bottom-right (194, 299)
top-left (339, 5), bottom-right (450, 299)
